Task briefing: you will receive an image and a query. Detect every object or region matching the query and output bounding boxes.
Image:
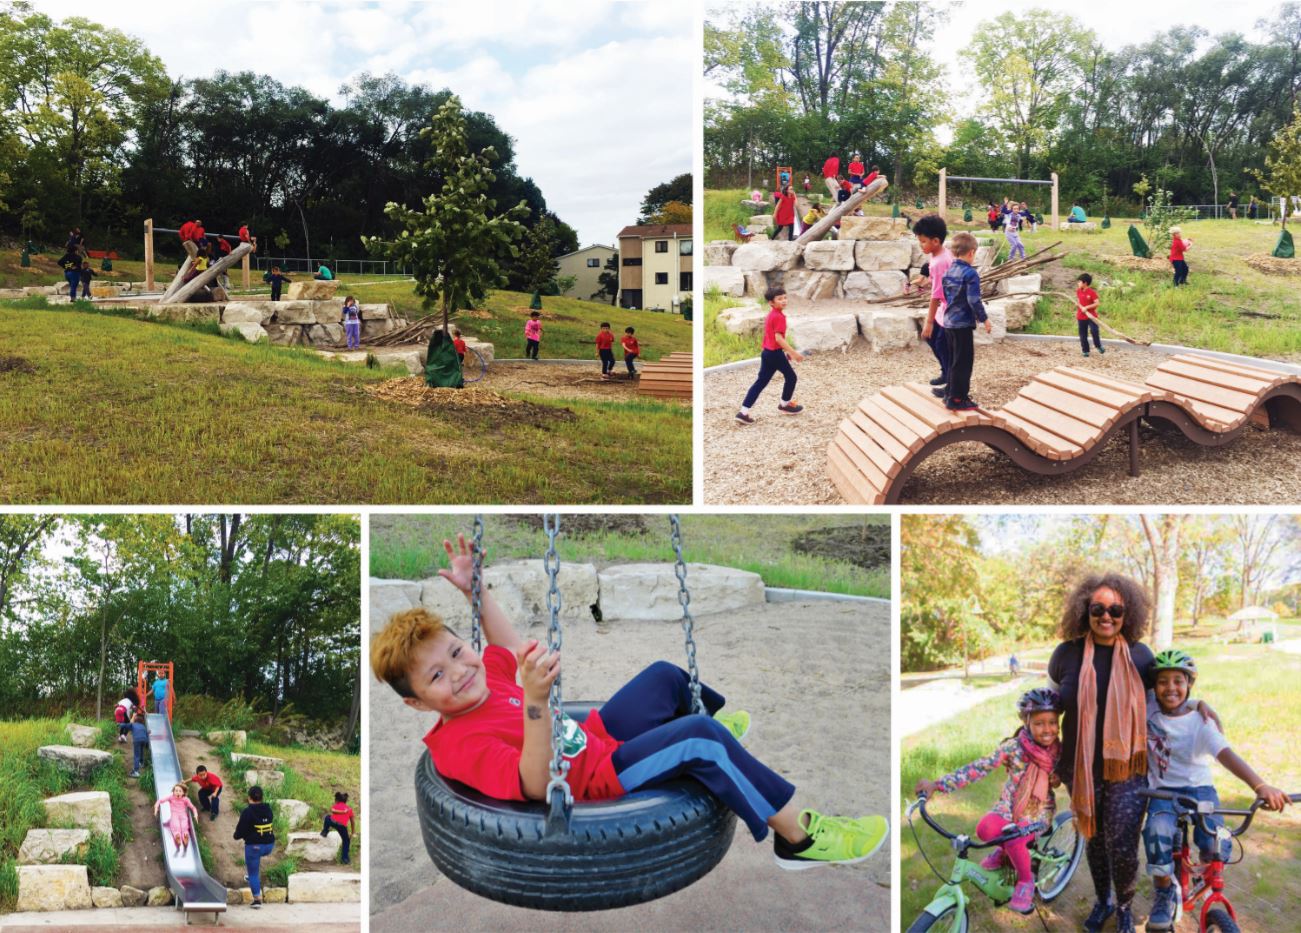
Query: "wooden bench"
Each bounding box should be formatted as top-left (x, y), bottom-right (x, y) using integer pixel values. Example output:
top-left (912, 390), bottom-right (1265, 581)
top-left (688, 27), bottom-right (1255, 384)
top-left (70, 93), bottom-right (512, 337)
top-left (638, 353), bottom-right (693, 401)
top-left (828, 354), bottom-right (1301, 504)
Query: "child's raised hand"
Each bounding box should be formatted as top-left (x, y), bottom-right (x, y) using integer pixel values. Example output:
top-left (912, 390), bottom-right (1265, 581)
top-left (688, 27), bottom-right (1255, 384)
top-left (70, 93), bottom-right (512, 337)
top-left (914, 778), bottom-right (939, 797)
top-left (983, 320), bottom-right (992, 334)
top-left (1257, 783), bottom-right (1289, 811)
top-left (517, 639), bottom-right (560, 700)
top-left (437, 534), bottom-right (479, 593)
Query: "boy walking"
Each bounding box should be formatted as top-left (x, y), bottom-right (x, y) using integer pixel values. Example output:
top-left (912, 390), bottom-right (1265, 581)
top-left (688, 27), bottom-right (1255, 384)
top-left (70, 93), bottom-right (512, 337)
top-left (595, 322), bottom-right (616, 377)
top-left (940, 232), bottom-right (992, 411)
top-left (524, 311), bottom-right (542, 360)
top-left (1075, 273), bottom-right (1104, 357)
top-left (735, 286), bottom-right (803, 425)
top-left (129, 711), bottom-right (149, 778)
top-left (621, 327), bottom-right (640, 376)
top-left (914, 215), bottom-right (952, 394)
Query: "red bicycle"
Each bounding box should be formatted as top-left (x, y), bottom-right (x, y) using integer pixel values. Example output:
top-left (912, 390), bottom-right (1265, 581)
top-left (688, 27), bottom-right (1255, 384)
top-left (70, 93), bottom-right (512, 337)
top-left (1139, 788), bottom-right (1299, 932)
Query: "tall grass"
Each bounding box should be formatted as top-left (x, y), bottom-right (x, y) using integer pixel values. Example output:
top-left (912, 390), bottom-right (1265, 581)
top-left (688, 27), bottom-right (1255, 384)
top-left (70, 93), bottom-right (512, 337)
top-left (704, 287), bottom-right (764, 367)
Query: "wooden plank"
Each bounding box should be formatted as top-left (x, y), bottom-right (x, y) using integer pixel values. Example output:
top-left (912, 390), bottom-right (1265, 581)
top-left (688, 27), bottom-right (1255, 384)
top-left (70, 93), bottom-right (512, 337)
top-left (1145, 371), bottom-right (1257, 413)
top-left (993, 410), bottom-right (1079, 460)
top-left (859, 397), bottom-right (925, 454)
top-left (1158, 359), bottom-right (1274, 395)
top-left (828, 452), bottom-right (885, 506)
top-left (1057, 367), bottom-right (1151, 401)
top-left (1173, 353), bottom-right (1285, 382)
top-left (872, 394), bottom-right (936, 447)
top-left (880, 385), bottom-right (954, 432)
top-left (1002, 396), bottom-right (1097, 448)
top-left (840, 417), bottom-right (901, 479)
top-left (1156, 393), bottom-right (1241, 431)
top-left (1035, 370), bottom-right (1134, 411)
top-left (828, 440), bottom-right (885, 504)
top-left (849, 407), bottom-right (911, 462)
top-left (1019, 381), bottom-right (1118, 429)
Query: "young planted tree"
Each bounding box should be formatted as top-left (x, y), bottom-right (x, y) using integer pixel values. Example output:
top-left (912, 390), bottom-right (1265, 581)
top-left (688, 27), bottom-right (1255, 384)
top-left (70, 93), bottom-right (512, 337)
top-left (517, 216), bottom-right (559, 309)
top-left (1253, 107), bottom-right (1301, 232)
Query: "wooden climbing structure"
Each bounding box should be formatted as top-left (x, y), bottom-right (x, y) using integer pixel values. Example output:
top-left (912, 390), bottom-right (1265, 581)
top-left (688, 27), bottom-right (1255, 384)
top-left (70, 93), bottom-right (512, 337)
top-left (828, 354), bottom-right (1301, 504)
top-left (638, 352), bottom-right (693, 401)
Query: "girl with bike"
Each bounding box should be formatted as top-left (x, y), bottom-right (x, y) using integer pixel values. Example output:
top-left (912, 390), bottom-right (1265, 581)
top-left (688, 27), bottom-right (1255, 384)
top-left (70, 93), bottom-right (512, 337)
top-left (914, 687), bottom-right (1063, 915)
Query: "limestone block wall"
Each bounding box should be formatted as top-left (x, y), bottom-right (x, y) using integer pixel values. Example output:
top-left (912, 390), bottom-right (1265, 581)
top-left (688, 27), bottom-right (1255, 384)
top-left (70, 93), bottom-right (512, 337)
top-left (143, 299), bottom-right (409, 347)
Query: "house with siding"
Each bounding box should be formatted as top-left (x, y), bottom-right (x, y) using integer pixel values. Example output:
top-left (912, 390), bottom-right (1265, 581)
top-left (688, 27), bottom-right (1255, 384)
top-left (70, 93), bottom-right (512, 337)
top-left (615, 223), bottom-right (692, 311)
top-left (556, 244), bottom-right (616, 300)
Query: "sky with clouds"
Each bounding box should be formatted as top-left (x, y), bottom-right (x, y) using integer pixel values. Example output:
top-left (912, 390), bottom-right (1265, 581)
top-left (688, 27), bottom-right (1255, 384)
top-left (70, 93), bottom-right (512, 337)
top-left (39, 0), bottom-right (694, 247)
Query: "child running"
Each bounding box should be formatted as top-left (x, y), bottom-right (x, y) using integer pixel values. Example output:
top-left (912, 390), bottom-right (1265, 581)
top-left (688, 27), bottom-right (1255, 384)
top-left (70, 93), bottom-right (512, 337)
top-left (154, 782), bottom-right (200, 856)
top-left (340, 296), bottom-right (362, 350)
top-left (595, 322), bottom-right (616, 378)
top-left (321, 791), bottom-right (357, 865)
top-left (524, 311), bottom-right (542, 360)
top-left (621, 326), bottom-right (640, 375)
top-left (1003, 202), bottom-right (1026, 261)
top-left (940, 232), bottom-right (992, 410)
top-left (1169, 227), bottom-right (1191, 286)
top-left (371, 534), bottom-right (889, 872)
top-left (1075, 273), bottom-right (1104, 357)
top-left (914, 215), bottom-right (952, 396)
top-left (1141, 650), bottom-right (1289, 931)
top-left (915, 688), bottom-right (1064, 915)
top-left (735, 285), bottom-right (803, 425)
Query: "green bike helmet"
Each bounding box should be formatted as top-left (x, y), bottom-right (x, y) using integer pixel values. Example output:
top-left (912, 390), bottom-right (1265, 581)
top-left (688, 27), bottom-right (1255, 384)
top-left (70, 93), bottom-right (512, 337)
top-left (1152, 648), bottom-right (1197, 685)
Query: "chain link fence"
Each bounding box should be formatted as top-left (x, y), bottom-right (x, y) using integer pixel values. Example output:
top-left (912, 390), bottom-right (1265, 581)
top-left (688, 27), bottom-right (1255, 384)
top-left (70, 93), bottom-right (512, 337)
top-left (251, 256), bottom-right (412, 276)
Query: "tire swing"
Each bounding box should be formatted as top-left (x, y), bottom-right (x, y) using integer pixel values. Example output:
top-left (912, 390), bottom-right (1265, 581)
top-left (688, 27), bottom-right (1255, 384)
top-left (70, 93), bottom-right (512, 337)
top-left (414, 515), bottom-right (738, 911)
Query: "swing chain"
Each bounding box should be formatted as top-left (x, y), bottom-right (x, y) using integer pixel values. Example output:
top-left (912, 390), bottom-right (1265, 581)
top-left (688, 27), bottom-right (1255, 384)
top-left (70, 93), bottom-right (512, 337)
top-left (542, 515), bottom-right (573, 816)
top-left (670, 515), bottom-right (704, 714)
top-left (470, 515), bottom-right (484, 654)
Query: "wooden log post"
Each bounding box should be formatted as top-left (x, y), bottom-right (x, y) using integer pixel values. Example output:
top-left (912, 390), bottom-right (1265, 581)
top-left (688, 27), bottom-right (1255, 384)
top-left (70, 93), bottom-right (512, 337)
top-left (144, 218), bottom-right (155, 292)
top-left (159, 257), bottom-right (195, 304)
top-left (794, 176), bottom-right (889, 245)
top-left (242, 251), bottom-right (251, 290)
top-left (938, 168), bottom-right (947, 222)
top-left (1050, 172), bottom-right (1060, 231)
top-left (161, 243), bottom-right (254, 306)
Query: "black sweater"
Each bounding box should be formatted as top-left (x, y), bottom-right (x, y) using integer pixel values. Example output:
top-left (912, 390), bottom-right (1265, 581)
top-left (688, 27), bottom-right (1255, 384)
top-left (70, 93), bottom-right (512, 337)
top-left (232, 802), bottom-right (275, 846)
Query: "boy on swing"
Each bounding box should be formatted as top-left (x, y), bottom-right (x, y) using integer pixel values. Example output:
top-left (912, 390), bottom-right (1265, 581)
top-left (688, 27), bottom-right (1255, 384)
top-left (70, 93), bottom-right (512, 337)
top-left (371, 534), bottom-right (888, 871)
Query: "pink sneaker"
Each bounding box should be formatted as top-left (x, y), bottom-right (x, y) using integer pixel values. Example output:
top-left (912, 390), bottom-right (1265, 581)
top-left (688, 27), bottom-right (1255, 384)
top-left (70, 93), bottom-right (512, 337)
top-left (1009, 880), bottom-right (1035, 914)
top-left (980, 850), bottom-right (1007, 871)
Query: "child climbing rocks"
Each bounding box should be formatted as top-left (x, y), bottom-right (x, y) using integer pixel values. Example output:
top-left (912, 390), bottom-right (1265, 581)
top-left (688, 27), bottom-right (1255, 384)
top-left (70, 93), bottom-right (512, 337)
top-left (187, 765), bottom-right (223, 820)
top-left (321, 791), bottom-right (357, 864)
top-left (340, 296), bottom-right (362, 350)
top-left (154, 783), bottom-right (200, 856)
top-left (1076, 273), bottom-right (1104, 357)
top-left (940, 232), bottom-right (992, 411)
top-left (595, 322), bottom-right (616, 378)
top-left (735, 286), bottom-right (803, 425)
top-left (524, 311), bottom-right (542, 360)
top-left (263, 266), bottom-right (292, 302)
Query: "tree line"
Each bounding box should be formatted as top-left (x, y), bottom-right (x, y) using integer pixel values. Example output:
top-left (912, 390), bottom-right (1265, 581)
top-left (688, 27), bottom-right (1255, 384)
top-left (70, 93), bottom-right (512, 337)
top-left (706, 2), bottom-right (1301, 211)
top-left (0, 514), bottom-right (361, 745)
top-left (901, 514), bottom-right (1301, 673)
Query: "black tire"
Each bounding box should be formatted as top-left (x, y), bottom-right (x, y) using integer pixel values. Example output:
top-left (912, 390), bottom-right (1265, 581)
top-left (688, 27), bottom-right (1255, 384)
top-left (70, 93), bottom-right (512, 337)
top-left (461, 347), bottom-right (487, 384)
top-left (415, 703), bottom-right (738, 911)
top-left (1034, 810), bottom-right (1084, 902)
top-left (1204, 907), bottom-right (1241, 933)
top-left (906, 902), bottom-right (968, 933)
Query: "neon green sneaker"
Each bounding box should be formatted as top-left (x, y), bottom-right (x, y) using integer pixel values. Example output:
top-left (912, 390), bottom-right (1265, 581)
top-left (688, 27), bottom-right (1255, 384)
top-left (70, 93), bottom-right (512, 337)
top-left (774, 809), bottom-right (889, 870)
top-left (712, 709), bottom-right (751, 742)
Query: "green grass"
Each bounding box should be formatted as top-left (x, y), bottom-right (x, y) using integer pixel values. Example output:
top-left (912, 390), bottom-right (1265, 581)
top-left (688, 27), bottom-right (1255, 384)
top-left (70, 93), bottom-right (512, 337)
top-left (260, 854), bottom-right (298, 887)
top-left (0, 302), bottom-right (691, 503)
top-left (900, 645), bottom-right (1301, 928)
top-left (371, 514), bottom-right (890, 598)
top-left (78, 832), bottom-right (118, 887)
top-left (704, 287), bottom-right (764, 367)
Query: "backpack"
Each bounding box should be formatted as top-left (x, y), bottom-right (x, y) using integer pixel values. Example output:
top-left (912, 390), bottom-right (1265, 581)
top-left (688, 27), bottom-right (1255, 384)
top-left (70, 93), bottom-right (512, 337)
top-left (114, 705), bottom-right (126, 724)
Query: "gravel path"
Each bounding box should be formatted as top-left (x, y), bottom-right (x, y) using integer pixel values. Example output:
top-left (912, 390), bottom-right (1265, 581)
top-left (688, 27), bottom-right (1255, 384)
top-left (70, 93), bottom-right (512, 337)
top-left (704, 340), bottom-right (1301, 505)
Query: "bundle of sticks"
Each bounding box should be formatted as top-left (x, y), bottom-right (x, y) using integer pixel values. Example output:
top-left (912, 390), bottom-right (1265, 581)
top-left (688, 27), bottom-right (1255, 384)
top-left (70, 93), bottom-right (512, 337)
top-left (865, 242), bottom-right (1066, 309)
top-left (331, 314), bottom-right (440, 349)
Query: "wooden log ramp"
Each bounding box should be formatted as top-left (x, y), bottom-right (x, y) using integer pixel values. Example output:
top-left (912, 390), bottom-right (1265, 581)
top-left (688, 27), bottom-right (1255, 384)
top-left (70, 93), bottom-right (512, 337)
top-left (828, 353), bottom-right (1301, 504)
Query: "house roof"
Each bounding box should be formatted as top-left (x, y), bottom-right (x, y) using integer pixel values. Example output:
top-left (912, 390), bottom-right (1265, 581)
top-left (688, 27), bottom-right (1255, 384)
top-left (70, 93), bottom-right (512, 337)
top-left (616, 224), bottom-right (692, 239)
top-left (557, 244), bottom-right (616, 259)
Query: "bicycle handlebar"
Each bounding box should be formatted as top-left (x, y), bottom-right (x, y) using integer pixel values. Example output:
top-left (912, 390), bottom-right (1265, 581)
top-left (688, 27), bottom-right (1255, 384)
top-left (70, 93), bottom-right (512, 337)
top-left (1139, 789), bottom-right (1301, 838)
top-left (909, 794), bottom-right (1047, 850)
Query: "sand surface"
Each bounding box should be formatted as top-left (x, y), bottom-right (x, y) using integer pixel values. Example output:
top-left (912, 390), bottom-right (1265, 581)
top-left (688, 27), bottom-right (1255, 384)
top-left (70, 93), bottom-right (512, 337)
top-left (369, 600), bottom-right (891, 931)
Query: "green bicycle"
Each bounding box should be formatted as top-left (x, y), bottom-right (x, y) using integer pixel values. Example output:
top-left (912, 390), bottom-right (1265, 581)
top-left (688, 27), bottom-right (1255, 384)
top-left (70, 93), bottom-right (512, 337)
top-left (905, 793), bottom-right (1084, 932)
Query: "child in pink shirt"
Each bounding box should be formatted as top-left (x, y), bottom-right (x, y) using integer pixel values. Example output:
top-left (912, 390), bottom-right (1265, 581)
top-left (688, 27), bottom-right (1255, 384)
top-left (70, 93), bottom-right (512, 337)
top-left (914, 214), bottom-right (953, 395)
top-left (524, 311), bottom-right (542, 360)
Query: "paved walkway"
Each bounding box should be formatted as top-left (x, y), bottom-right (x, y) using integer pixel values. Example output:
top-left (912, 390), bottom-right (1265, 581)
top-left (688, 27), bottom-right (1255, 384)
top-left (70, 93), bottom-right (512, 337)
top-left (0, 902), bottom-right (359, 930)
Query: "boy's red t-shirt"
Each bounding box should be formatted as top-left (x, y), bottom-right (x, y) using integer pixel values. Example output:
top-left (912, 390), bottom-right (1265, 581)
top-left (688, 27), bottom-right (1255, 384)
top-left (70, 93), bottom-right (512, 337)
top-left (238, 225), bottom-right (251, 242)
top-left (453, 337), bottom-right (467, 354)
top-left (1076, 286), bottom-right (1099, 321)
top-left (848, 160), bottom-right (865, 176)
top-left (773, 191), bottom-right (796, 225)
top-left (329, 802), bottom-right (354, 824)
top-left (762, 306), bottom-right (786, 351)
top-left (595, 330), bottom-right (614, 350)
top-left (821, 156), bottom-right (839, 178)
top-left (190, 771), bottom-right (222, 791)
top-left (621, 335), bottom-right (639, 354)
top-left (423, 645), bottom-right (624, 802)
top-left (179, 221), bottom-right (195, 242)
top-left (1169, 237), bottom-right (1188, 261)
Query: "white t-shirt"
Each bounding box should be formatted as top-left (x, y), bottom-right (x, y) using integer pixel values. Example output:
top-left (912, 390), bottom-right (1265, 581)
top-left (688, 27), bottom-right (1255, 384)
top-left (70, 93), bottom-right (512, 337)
top-left (1147, 707), bottom-right (1229, 788)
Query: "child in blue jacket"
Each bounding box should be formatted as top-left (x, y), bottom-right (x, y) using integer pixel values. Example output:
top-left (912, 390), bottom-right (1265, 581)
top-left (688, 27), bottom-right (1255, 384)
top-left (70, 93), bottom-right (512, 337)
top-left (940, 232), bottom-right (993, 411)
top-left (129, 711), bottom-right (149, 777)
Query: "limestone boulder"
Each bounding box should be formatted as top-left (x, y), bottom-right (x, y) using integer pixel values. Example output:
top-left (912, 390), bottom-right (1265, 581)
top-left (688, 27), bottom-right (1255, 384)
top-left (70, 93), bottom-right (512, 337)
top-left (92, 885), bottom-right (123, 908)
top-left (417, 576), bottom-right (473, 630)
top-left (854, 239), bottom-right (913, 272)
top-left (287, 871), bottom-right (361, 903)
top-left (362, 319), bottom-right (397, 340)
top-left (262, 324), bottom-right (304, 346)
top-left (150, 304), bottom-right (221, 325)
top-left (466, 339), bottom-right (494, 364)
top-left (286, 280), bottom-right (338, 301)
top-left (227, 888), bottom-right (249, 906)
top-left (219, 302), bottom-right (272, 324)
top-left (44, 791), bottom-right (112, 836)
top-left (147, 885), bottom-right (173, 906)
top-left (743, 271), bottom-right (769, 298)
top-left (38, 747), bottom-right (111, 781)
top-left (65, 723), bottom-right (100, 748)
top-left (703, 265), bottom-right (745, 297)
top-left (780, 270), bottom-right (839, 301)
top-left (16, 865), bottom-right (92, 911)
top-left (716, 304), bottom-right (766, 337)
top-left (276, 798), bottom-right (312, 829)
top-left (749, 214), bottom-right (774, 231)
top-left (231, 752), bottom-right (284, 770)
top-left (18, 828), bottom-right (90, 864)
top-left (910, 239), bottom-right (925, 269)
top-left (206, 730), bottom-right (247, 748)
top-left (802, 240), bottom-right (856, 271)
top-left (305, 323), bottom-right (345, 347)
top-left (1062, 222), bottom-right (1098, 231)
top-left (857, 308), bottom-right (919, 352)
top-left (264, 886), bottom-right (288, 903)
top-left (703, 240), bottom-right (739, 266)
top-left (285, 831), bottom-right (342, 862)
top-left (269, 301), bottom-right (316, 325)
top-left (999, 273), bottom-right (1042, 296)
top-left (220, 322), bottom-right (268, 343)
top-left (244, 769), bottom-right (284, 789)
top-left (370, 578), bottom-right (421, 632)
top-left (986, 296), bottom-right (1038, 331)
top-left (973, 303), bottom-right (1008, 346)
top-left (484, 560), bottom-right (599, 624)
top-left (358, 303), bottom-right (392, 321)
top-left (840, 271), bottom-right (907, 301)
top-left (838, 216), bottom-right (906, 240)
top-left (731, 240), bottom-right (803, 273)
top-left (597, 563), bottom-right (766, 621)
top-left (973, 246), bottom-right (995, 269)
top-left (787, 314), bottom-right (860, 353)
top-left (120, 885), bottom-right (147, 907)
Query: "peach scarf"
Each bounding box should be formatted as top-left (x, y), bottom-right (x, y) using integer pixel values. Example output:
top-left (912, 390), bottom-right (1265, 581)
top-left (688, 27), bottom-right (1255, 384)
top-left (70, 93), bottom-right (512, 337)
top-left (1072, 634), bottom-right (1147, 839)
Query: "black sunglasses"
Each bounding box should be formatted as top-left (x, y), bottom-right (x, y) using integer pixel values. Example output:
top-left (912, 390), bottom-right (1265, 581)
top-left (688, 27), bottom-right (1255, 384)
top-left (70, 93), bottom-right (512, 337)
top-left (1089, 603), bottom-right (1125, 619)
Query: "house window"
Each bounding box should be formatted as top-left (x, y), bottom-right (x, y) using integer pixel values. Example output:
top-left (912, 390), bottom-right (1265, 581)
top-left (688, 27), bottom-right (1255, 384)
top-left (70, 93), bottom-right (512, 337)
top-left (622, 258), bottom-right (642, 266)
top-left (680, 272), bottom-right (693, 291)
top-left (679, 240), bottom-right (693, 256)
top-left (655, 272), bottom-right (668, 285)
top-left (586, 258), bottom-right (600, 267)
top-left (655, 240), bottom-right (669, 253)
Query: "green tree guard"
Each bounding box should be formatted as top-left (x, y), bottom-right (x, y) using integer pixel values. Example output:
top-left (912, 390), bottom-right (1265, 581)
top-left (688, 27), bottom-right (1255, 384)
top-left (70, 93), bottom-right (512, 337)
top-left (424, 329), bottom-right (465, 389)
top-left (1101, 215), bottom-right (1111, 229)
top-left (963, 207), bottom-right (973, 222)
top-left (1273, 228), bottom-right (1295, 259)
top-left (1128, 224), bottom-right (1151, 258)
top-left (680, 296), bottom-right (693, 321)
top-left (915, 198), bottom-right (925, 209)
top-left (101, 257), bottom-right (113, 271)
top-left (20, 249), bottom-right (31, 268)
top-left (529, 290), bottom-right (542, 310)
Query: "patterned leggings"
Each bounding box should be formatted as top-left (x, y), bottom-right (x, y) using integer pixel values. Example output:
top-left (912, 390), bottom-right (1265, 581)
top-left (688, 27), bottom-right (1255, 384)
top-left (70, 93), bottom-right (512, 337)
top-left (1083, 775), bottom-right (1146, 909)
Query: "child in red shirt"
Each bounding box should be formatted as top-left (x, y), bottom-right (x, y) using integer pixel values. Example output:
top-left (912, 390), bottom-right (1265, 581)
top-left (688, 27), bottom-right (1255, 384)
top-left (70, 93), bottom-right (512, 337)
top-left (186, 765), bottom-right (223, 820)
top-left (321, 791), bottom-right (357, 864)
top-left (371, 534), bottom-right (889, 871)
top-left (621, 327), bottom-right (640, 375)
top-left (735, 286), bottom-right (804, 425)
top-left (595, 322), bottom-right (616, 378)
top-left (772, 184), bottom-right (797, 240)
top-left (524, 312), bottom-right (542, 360)
top-left (1075, 273), bottom-right (1104, 357)
top-left (1169, 226), bottom-right (1191, 286)
top-left (452, 328), bottom-right (467, 363)
top-left (847, 154), bottom-right (865, 187)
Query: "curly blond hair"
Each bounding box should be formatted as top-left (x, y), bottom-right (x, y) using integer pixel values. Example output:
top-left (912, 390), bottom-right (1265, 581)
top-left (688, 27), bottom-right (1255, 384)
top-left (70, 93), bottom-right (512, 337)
top-left (371, 608), bottom-right (456, 698)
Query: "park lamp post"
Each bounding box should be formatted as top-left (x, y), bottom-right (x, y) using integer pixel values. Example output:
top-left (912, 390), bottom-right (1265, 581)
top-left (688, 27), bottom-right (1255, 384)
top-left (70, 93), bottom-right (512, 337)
top-left (964, 597), bottom-right (984, 681)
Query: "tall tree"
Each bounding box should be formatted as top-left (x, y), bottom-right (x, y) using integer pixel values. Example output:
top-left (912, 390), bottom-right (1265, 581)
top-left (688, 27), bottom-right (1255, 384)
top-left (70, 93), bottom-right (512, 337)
top-left (1139, 515), bottom-right (1186, 650)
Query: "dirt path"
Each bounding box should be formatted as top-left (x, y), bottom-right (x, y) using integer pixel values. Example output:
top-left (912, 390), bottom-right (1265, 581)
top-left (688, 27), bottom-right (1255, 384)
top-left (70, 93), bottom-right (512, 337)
top-left (898, 675), bottom-right (1037, 739)
top-left (112, 740), bottom-right (166, 891)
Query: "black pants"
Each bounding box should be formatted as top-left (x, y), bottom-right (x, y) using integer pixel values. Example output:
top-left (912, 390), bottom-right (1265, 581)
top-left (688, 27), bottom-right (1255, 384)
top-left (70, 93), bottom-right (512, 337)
top-left (270, 285), bottom-right (282, 301)
top-left (624, 351), bottom-right (639, 375)
top-left (322, 816), bottom-right (351, 863)
top-left (741, 348), bottom-right (796, 409)
top-left (944, 326), bottom-right (975, 403)
top-left (1171, 259), bottom-right (1189, 286)
top-left (198, 787), bottom-right (220, 817)
top-left (772, 223), bottom-right (794, 241)
top-left (599, 348), bottom-right (615, 374)
top-left (1078, 318), bottom-right (1102, 353)
top-left (1081, 775), bottom-right (1146, 911)
top-left (525, 338), bottom-right (539, 359)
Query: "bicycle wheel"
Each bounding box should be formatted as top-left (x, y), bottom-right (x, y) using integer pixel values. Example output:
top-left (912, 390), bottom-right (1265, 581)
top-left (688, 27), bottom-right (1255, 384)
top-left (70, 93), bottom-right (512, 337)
top-left (1204, 908), bottom-right (1240, 933)
top-left (1034, 811), bottom-right (1084, 902)
top-left (461, 347), bottom-right (487, 384)
top-left (906, 903), bottom-right (968, 933)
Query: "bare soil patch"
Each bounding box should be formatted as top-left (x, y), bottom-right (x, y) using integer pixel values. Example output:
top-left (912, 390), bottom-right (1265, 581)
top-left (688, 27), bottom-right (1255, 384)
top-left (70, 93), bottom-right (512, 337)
top-left (0, 355), bottom-right (35, 374)
top-left (510, 514), bottom-right (653, 537)
top-left (1104, 255), bottom-right (1171, 273)
top-left (792, 524), bottom-right (890, 571)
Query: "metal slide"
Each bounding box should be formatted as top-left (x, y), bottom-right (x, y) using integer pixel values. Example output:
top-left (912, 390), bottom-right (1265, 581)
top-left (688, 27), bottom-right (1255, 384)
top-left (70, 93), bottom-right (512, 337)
top-left (146, 711), bottom-right (228, 923)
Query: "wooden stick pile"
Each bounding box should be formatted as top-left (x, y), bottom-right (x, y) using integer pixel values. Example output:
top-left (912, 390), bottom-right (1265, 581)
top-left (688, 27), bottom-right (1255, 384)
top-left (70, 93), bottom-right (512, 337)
top-left (329, 314), bottom-right (440, 349)
top-left (864, 242), bottom-right (1066, 308)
